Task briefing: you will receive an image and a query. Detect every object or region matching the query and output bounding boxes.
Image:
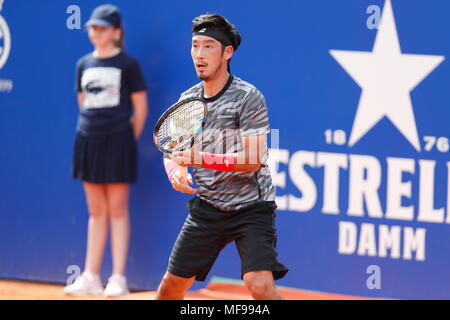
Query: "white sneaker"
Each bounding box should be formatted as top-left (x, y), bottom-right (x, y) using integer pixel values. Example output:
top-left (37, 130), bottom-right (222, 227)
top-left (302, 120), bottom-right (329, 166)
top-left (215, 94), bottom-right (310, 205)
top-left (63, 272), bottom-right (103, 296)
top-left (103, 274), bottom-right (129, 297)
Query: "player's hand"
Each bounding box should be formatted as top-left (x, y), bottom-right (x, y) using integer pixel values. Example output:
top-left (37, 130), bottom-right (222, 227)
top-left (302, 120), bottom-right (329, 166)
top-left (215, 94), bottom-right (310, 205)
top-left (171, 147), bottom-right (203, 167)
top-left (170, 168), bottom-right (197, 194)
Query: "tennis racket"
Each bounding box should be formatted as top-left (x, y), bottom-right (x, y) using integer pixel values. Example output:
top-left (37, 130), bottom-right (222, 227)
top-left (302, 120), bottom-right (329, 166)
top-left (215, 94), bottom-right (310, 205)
top-left (153, 97), bottom-right (208, 176)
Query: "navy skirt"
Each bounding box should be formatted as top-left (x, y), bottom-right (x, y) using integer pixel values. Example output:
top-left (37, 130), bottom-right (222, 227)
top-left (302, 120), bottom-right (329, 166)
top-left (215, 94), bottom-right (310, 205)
top-left (72, 129), bottom-right (137, 184)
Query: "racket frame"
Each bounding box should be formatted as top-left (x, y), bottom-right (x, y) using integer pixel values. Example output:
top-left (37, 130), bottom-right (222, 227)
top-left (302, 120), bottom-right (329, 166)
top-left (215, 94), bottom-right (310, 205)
top-left (153, 97), bottom-right (208, 154)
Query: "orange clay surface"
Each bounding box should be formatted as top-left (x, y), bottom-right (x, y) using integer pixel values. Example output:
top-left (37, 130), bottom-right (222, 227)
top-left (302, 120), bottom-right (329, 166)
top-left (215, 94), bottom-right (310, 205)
top-left (0, 277), bottom-right (383, 300)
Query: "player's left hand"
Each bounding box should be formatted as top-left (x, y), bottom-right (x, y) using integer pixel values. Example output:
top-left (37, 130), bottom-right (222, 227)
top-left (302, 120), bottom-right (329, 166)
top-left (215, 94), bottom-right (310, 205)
top-left (171, 146), bottom-right (203, 167)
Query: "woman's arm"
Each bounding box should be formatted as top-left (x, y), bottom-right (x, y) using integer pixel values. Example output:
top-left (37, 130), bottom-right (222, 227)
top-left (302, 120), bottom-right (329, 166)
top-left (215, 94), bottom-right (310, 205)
top-left (130, 90), bottom-right (149, 140)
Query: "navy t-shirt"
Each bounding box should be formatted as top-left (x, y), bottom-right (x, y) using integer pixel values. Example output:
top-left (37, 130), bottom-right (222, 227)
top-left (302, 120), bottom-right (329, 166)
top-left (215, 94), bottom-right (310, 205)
top-left (75, 51), bottom-right (147, 136)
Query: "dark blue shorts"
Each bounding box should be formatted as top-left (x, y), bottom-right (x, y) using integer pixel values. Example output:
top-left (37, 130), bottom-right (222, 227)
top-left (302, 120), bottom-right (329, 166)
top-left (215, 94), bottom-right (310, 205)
top-left (167, 196), bottom-right (288, 281)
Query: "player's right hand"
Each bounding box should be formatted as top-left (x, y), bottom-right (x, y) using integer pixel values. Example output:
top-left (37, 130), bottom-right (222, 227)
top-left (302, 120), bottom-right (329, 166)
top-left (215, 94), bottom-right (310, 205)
top-left (171, 169), bottom-right (197, 194)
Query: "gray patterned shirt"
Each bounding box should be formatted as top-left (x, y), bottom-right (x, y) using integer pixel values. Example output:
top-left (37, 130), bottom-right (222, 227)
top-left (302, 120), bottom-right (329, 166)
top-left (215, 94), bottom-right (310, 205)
top-left (178, 75), bottom-right (275, 211)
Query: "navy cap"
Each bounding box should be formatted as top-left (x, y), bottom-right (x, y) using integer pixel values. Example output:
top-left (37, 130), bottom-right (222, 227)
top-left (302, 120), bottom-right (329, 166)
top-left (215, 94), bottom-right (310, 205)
top-left (85, 4), bottom-right (122, 28)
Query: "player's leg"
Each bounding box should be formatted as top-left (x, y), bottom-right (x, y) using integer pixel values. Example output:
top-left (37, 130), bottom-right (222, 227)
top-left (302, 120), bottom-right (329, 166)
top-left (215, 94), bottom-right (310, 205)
top-left (243, 270), bottom-right (284, 300)
top-left (156, 196), bottom-right (229, 300)
top-left (156, 272), bottom-right (195, 300)
top-left (83, 181), bottom-right (109, 275)
top-left (233, 201), bottom-right (288, 300)
top-left (105, 182), bottom-right (130, 276)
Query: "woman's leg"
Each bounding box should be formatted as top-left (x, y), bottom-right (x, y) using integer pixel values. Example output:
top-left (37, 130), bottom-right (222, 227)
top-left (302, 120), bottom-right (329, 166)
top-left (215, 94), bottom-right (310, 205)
top-left (83, 182), bottom-right (109, 275)
top-left (105, 183), bottom-right (130, 276)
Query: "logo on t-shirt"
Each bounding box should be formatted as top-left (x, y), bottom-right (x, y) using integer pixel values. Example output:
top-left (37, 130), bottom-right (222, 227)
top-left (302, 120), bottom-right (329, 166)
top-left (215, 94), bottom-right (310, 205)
top-left (81, 67), bottom-right (121, 109)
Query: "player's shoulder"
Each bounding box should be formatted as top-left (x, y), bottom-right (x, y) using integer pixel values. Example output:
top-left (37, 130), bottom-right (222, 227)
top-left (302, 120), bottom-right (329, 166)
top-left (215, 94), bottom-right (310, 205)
top-left (231, 76), bottom-right (265, 100)
top-left (179, 82), bottom-right (203, 100)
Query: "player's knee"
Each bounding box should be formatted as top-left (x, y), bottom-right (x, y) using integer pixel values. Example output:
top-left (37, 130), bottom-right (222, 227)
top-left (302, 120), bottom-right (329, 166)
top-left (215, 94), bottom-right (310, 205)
top-left (157, 279), bottom-right (175, 297)
top-left (161, 273), bottom-right (183, 291)
top-left (249, 281), bottom-right (272, 299)
top-left (157, 273), bottom-right (187, 299)
top-left (245, 273), bottom-right (274, 299)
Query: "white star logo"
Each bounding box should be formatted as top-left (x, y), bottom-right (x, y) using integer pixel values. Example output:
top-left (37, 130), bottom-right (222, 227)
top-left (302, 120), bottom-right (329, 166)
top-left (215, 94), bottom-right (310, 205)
top-left (330, 0), bottom-right (444, 151)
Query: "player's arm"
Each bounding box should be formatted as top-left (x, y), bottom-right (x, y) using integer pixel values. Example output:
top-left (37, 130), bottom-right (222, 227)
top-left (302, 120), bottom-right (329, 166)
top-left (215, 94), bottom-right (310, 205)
top-left (235, 134), bottom-right (267, 171)
top-left (163, 154), bottom-right (197, 194)
top-left (160, 92), bottom-right (197, 194)
top-left (170, 134), bottom-right (266, 172)
top-left (172, 87), bottom-right (270, 172)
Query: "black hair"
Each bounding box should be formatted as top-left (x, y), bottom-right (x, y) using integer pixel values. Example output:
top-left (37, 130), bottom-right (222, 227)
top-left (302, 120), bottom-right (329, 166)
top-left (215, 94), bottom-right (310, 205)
top-left (192, 13), bottom-right (241, 72)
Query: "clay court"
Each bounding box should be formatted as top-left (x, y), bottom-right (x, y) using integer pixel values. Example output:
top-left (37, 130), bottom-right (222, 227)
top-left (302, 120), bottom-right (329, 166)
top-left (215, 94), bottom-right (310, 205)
top-left (0, 277), bottom-right (373, 300)
top-left (2, 0), bottom-right (448, 301)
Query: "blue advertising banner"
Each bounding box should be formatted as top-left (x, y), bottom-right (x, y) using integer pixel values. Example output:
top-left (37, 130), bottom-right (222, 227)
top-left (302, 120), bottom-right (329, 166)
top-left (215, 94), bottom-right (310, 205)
top-left (0, 0), bottom-right (448, 299)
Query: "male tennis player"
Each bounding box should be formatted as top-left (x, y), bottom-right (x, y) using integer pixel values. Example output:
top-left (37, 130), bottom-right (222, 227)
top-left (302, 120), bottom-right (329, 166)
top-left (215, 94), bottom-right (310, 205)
top-left (156, 13), bottom-right (288, 300)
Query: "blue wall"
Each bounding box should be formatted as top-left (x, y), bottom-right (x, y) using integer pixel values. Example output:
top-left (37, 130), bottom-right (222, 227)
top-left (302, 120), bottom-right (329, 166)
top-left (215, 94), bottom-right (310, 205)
top-left (0, 0), bottom-right (449, 299)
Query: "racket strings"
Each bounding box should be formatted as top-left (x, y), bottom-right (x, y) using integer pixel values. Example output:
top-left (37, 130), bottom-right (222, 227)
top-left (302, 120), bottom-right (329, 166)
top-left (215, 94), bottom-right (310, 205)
top-left (157, 100), bottom-right (205, 152)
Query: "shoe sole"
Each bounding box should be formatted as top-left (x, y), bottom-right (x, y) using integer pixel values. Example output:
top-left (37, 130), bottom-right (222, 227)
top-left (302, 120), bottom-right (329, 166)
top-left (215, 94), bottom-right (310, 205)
top-left (64, 289), bottom-right (104, 296)
top-left (103, 291), bottom-right (130, 297)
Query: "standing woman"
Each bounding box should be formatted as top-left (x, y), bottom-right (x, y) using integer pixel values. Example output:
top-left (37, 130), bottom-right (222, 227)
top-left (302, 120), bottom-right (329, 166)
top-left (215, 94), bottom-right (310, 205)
top-left (64, 4), bottom-right (148, 297)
